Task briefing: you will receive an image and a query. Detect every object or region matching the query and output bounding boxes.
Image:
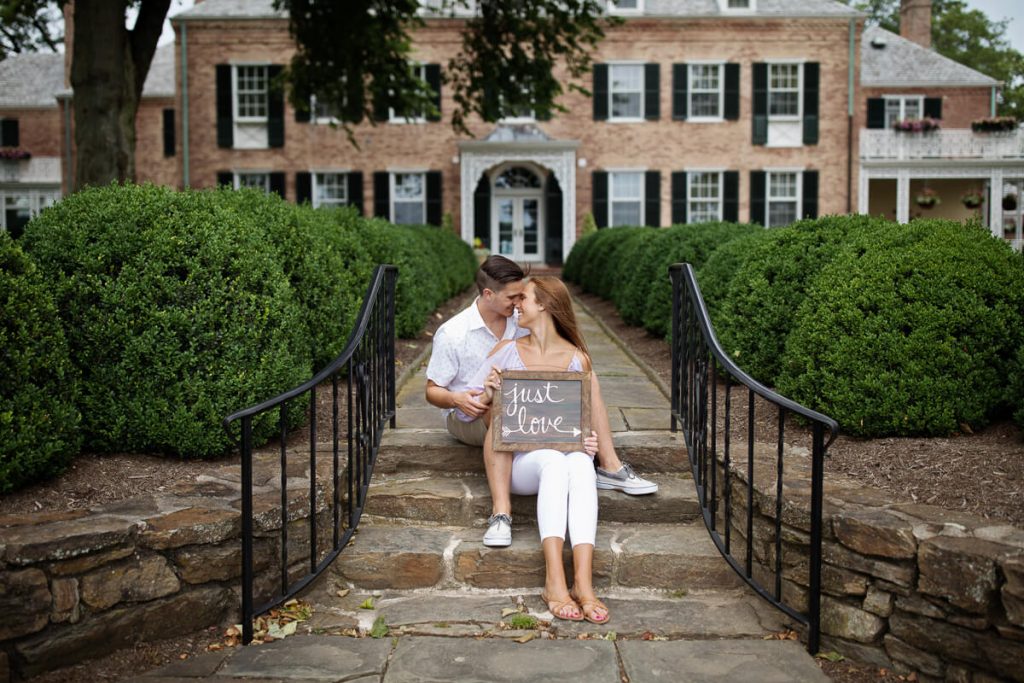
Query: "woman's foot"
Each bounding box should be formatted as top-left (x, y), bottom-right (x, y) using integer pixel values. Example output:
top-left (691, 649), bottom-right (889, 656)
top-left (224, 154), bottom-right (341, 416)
top-left (570, 589), bottom-right (610, 624)
top-left (541, 591), bottom-right (583, 621)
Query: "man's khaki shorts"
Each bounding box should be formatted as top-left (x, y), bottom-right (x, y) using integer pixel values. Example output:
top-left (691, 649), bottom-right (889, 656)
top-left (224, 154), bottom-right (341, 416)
top-left (446, 411), bottom-right (488, 447)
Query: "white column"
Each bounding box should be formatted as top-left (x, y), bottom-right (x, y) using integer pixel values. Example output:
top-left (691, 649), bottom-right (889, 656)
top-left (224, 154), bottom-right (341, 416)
top-left (459, 153), bottom-right (474, 245)
top-left (562, 150), bottom-right (577, 262)
top-left (988, 169), bottom-right (1004, 238)
top-left (896, 171), bottom-right (911, 224)
top-left (858, 168), bottom-right (870, 215)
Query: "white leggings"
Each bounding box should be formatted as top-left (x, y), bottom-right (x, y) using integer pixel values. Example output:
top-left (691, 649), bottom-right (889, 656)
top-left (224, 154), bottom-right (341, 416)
top-left (510, 449), bottom-right (598, 547)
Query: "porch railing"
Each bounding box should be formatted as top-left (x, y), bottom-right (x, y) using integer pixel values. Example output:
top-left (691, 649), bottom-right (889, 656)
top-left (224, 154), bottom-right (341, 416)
top-left (670, 263), bottom-right (839, 653)
top-left (860, 128), bottom-right (1024, 161)
top-left (223, 264), bottom-right (397, 645)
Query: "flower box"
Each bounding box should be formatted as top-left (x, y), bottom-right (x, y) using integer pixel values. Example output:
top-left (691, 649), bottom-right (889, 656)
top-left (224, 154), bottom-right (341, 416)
top-left (893, 118), bottom-right (941, 134)
top-left (971, 116), bottom-right (1018, 133)
top-left (0, 147), bottom-right (31, 161)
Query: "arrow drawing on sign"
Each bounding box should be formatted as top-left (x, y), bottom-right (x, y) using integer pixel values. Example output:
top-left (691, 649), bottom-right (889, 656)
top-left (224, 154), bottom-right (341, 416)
top-left (548, 425), bottom-right (581, 437)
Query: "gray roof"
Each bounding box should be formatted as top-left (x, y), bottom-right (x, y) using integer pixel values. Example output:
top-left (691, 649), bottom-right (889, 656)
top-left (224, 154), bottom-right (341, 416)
top-left (862, 26), bottom-right (999, 88)
top-left (178, 0), bottom-right (858, 21)
top-left (0, 52), bottom-right (65, 108)
top-left (143, 44), bottom-right (175, 98)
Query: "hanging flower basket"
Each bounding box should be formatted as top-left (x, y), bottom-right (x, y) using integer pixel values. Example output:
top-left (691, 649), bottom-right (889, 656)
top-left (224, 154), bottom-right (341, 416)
top-left (1004, 194), bottom-right (1018, 211)
top-left (893, 118), bottom-right (941, 134)
top-left (961, 189), bottom-right (984, 209)
top-left (915, 188), bottom-right (940, 208)
top-left (0, 147), bottom-right (31, 161)
top-left (971, 116), bottom-right (1018, 133)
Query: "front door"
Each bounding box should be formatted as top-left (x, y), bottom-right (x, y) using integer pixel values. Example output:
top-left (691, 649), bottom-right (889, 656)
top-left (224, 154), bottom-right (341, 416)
top-left (494, 196), bottom-right (542, 262)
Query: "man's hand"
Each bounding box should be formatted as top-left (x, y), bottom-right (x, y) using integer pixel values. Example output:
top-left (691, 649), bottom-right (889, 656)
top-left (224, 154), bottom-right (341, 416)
top-left (452, 389), bottom-right (489, 419)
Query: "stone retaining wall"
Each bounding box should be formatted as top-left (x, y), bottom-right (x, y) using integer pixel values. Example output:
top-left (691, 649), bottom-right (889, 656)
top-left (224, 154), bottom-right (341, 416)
top-left (716, 443), bottom-right (1024, 683)
top-left (0, 451), bottom-right (334, 681)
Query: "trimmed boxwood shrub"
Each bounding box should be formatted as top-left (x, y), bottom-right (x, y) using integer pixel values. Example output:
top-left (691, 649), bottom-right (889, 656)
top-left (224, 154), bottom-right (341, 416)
top-left (777, 220), bottom-right (1024, 437)
top-left (1010, 347), bottom-right (1024, 428)
top-left (695, 228), bottom-right (773, 333)
top-left (640, 222), bottom-right (758, 338)
top-left (563, 229), bottom-right (599, 283)
top-left (20, 183), bottom-right (312, 457)
top-left (718, 215), bottom-right (889, 384)
top-left (576, 227), bottom-right (637, 298)
top-left (613, 228), bottom-right (665, 325)
top-left (1, 232), bottom-right (81, 492)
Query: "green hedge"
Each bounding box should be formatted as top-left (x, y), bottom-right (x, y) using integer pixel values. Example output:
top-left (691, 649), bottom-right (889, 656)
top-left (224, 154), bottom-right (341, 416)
top-left (695, 229), bottom-right (773, 333)
top-left (777, 220), bottom-right (1024, 437)
top-left (0, 233), bottom-right (81, 492)
top-left (717, 215), bottom-right (889, 383)
top-left (1010, 347), bottom-right (1024, 428)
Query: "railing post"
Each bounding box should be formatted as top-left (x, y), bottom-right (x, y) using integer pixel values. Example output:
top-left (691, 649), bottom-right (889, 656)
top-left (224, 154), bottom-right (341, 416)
top-left (387, 268), bottom-right (397, 429)
top-left (240, 416), bottom-right (254, 646)
top-left (808, 421), bottom-right (825, 654)
top-left (670, 266), bottom-right (681, 432)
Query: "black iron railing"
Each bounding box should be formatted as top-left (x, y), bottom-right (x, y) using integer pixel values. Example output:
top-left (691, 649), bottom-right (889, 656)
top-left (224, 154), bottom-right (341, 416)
top-left (223, 264), bottom-right (397, 645)
top-left (669, 263), bottom-right (838, 654)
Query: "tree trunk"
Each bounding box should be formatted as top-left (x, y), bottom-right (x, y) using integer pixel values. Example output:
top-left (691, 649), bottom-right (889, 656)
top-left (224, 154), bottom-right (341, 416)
top-left (70, 0), bottom-right (169, 189)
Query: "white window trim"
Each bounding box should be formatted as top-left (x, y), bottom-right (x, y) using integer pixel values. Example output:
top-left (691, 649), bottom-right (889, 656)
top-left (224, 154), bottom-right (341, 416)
top-left (718, 0), bottom-right (757, 13)
top-left (688, 62), bottom-right (725, 122)
top-left (767, 61), bottom-right (803, 123)
top-left (882, 94), bottom-right (925, 127)
top-left (233, 171), bottom-right (271, 192)
top-left (389, 63), bottom-right (428, 124)
top-left (607, 169), bottom-right (646, 227)
top-left (390, 171), bottom-right (427, 224)
top-left (764, 169), bottom-right (803, 229)
top-left (311, 171), bottom-right (350, 209)
top-left (687, 170), bottom-right (724, 223)
top-left (608, 0), bottom-right (643, 15)
top-left (0, 188), bottom-right (60, 232)
top-left (608, 62), bottom-right (646, 123)
top-left (231, 63), bottom-right (270, 125)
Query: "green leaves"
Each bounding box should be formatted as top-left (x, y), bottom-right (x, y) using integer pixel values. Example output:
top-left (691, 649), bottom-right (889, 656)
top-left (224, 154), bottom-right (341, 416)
top-left (369, 615), bottom-right (389, 639)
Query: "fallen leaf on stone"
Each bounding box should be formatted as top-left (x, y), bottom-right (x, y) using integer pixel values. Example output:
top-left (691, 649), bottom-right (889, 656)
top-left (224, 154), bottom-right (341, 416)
top-left (641, 631), bottom-right (656, 641)
top-left (336, 589), bottom-right (351, 598)
top-left (359, 597), bottom-right (376, 610)
top-left (501, 607), bottom-right (519, 618)
top-left (178, 654), bottom-right (188, 660)
top-left (225, 625), bottom-right (241, 638)
top-left (604, 631), bottom-right (617, 641)
top-left (514, 632), bottom-right (536, 644)
top-left (815, 651), bottom-right (845, 662)
top-left (340, 628), bottom-right (360, 637)
top-left (370, 615), bottom-right (389, 639)
top-left (207, 643), bottom-right (223, 652)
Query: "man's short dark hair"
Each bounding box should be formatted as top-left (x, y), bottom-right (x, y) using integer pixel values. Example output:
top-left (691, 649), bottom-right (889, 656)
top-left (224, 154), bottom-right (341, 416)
top-left (476, 255), bottom-right (527, 295)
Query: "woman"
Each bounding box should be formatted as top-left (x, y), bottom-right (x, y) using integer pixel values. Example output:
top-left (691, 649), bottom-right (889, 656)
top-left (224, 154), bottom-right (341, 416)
top-left (470, 276), bottom-right (613, 624)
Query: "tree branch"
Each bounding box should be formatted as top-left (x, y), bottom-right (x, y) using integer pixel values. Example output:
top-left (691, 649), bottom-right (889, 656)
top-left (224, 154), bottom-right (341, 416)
top-left (129, 0), bottom-right (171, 96)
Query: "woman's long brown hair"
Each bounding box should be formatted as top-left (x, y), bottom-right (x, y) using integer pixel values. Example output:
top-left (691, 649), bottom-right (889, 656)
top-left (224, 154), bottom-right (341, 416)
top-left (530, 276), bottom-right (589, 357)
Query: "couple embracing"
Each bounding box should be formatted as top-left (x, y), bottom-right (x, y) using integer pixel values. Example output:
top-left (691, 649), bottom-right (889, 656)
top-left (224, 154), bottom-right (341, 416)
top-left (425, 256), bottom-right (657, 624)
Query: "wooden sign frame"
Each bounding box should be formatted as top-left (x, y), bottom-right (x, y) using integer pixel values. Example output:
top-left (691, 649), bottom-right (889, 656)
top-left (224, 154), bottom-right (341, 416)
top-left (491, 370), bottom-right (592, 452)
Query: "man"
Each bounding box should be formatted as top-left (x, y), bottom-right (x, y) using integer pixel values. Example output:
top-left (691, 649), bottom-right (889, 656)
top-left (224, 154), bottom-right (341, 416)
top-left (426, 255), bottom-right (656, 548)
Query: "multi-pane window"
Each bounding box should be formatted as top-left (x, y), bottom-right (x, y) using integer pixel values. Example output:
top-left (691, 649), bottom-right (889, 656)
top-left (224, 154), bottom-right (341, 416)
top-left (768, 64), bottom-right (800, 117)
top-left (235, 65), bottom-right (269, 121)
top-left (314, 173), bottom-right (348, 209)
top-left (609, 171), bottom-right (644, 226)
top-left (727, 0), bottom-right (751, 7)
top-left (236, 172), bottom-right (270, 192)
top-left (609, 0), bottom-right (641, 12)
top-left (610, 65), bottom-right (644, 119)
top-left (392, 172), bottom-right (425, 224)
top-left (688, 172), bottom-right (722, 222)
top-left (390, 64), bottom-right (428, 123)
top-left (767, 171), bottom-right (799, 227)
top-left (690, 64), bottom-right (723, 118)
top-left (884, 96), bottom-right (923, 127)
top-left (1, 189), bottom-right (58, 239)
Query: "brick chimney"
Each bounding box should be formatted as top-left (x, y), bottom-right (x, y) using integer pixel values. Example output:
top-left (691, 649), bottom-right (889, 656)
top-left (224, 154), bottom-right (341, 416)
top-left (900, 0), bottom-right (932, 49)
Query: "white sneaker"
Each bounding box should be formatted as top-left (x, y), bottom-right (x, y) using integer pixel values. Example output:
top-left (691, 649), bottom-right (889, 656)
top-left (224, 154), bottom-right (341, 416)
top-left (483, 513), bottom-right (512, 547)
top-left (595, 463), bottom-right (658, 495)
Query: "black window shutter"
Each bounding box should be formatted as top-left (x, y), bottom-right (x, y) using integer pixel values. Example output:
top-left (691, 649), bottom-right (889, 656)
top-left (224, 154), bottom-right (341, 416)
top-left (296, 172), bottom-right (312, 204)
top-left (723, 171), bottom-right (739, 223)
top-left (348, 172), bottom-right (364, 214)
top-left (162, 108), bottom-right (175, 157)
top-left (592, 171), bottom-right (608, 228)
top-left (545, 174), bottom-right (564, 264)
top-left (474, 175), bottom-right (491, 248)
top-left (295, 97), bottom-right (311, 123)
top-left (671, 171), bottom-right (688, 224)
top-left (593, 64), bottom-right (609, 121)
top-left (749, 170), bottom-right (766, 226)
top-left (924, 97), bottom-right (943, 119)
top-left (672, 64), bottom-right (688, 121)
top-left (268, 65), bottom-right (285, 148)
top-left (644, 63), bottom-right (660, 121)
top-left (426, 171), bottom-right (443, 226)
top-left (217, 171), bottom-right (233, 188)
top-left (0, 118), bottom-right (18, 147)
top-left (802, 62), bottom-right (819, 145)
top-left (644, 170), bottom-right (660, 227)
top-left (724, 64), bottom-right (740, 121)
top-left (802, 170), bottom-right (819, 220)
top-left (867, 98), bottom-right (885, 129)
top-left (269, 172), bottom-right (286, 198)
top-left (216, 64), bottom-right (233, 148)
top-left (752, 63), bottom-right (768, 145)
top-left (373, 172), bottom-right (390, 219)
top-left (425, 64), bottom-right (442, 122)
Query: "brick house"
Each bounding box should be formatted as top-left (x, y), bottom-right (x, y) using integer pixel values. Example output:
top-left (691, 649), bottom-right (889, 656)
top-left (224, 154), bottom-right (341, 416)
top-left (2, 0), bottom-right (1020, 257)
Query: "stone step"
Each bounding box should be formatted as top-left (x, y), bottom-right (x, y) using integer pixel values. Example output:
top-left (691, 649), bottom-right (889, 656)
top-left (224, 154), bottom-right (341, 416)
top-left (376, 428), bottom-right (688, 474)
top-left (362, 471), bottom-right (700, 527)
top-left (299, 586), bottom-right (791, 643)
top-left (328, 521), bottom-right (744, 592)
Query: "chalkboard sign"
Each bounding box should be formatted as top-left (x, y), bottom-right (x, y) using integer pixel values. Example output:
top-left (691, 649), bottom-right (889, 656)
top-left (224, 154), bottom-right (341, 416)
top-left (492, 371), bottom-right (591, 452)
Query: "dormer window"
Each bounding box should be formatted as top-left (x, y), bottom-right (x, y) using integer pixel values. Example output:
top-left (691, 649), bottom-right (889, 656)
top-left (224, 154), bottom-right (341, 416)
top-left (608, 0), bottom-right (642, 15)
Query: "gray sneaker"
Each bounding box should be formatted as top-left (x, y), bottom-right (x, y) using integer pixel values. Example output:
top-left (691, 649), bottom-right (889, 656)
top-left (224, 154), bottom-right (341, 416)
top-left (483, 513), bottom-right (512, 547)
top-left (595, 463), bottom-right (658, 495)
